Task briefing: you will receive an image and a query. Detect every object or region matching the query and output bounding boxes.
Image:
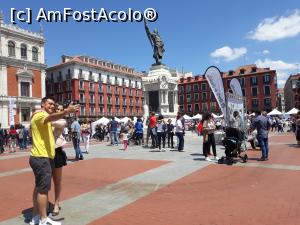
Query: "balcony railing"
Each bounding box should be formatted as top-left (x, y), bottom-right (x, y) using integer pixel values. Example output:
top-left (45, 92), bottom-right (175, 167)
top-left (107, 79), bottom-right (111, 84)
top-left (115, 80), bottom-right (119, 86)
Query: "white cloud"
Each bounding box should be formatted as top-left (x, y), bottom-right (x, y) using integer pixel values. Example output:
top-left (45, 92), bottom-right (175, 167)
top-left (255, 58), bottom-right (298, 86)
top-left (262, 50), bottom-right (270, 54)
top-left (210, 46), bottom-right (247, 61)
top-left (248, 9), bottom-right (300, 41)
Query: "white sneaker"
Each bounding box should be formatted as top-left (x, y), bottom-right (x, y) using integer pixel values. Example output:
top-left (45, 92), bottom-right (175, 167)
top-left (29, 215), bottom-right (40, 225)
top-left (214, 156), bottom-right (219, 160)
top-left (39, 217), bottom-right (61, 225)
top-left (205, 157), bottom-right (212, 162)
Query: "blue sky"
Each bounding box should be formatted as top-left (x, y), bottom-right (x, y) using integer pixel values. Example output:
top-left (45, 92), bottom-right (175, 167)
top-left (1, 0), bottom-right (300, 87)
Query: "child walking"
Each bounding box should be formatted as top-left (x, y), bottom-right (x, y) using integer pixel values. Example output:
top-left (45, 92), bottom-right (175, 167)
top-left (123, 130), bottom-right (129, 150)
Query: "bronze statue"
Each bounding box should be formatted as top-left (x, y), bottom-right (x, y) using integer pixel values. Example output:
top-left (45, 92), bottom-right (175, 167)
top-left (144, 19), bottom-right (165, 65)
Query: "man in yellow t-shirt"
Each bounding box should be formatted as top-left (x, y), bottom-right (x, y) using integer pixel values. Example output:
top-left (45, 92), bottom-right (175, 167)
top-left (29, 97), bottom-right (79, 225)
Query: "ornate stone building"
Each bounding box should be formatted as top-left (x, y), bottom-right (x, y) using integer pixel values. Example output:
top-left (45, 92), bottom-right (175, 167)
top-left (142, 65), bottom-right (179, 117)
top-left (0, 15), bottom-right (46, 128)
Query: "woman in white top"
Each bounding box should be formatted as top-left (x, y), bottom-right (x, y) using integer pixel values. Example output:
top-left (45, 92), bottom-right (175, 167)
top-left (81, 121), bottom-right (90, 154)
top-left (51, 104), bottom-right (68, 216)
top-left (202, 112), bottom-right (218, 161)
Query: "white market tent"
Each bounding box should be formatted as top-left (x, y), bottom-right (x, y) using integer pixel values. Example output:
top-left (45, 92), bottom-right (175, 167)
top-left (192, 114), bottom-right (202, 120)
top-left (286, 108), bottom-right (299, 115)
top-left (267, 109), bottom-right (283, 116)
top-left (183, 114), bottom-right (192, 120)
top-left (91, 117), bottom-right (110, 134)
top-left (120, 117), bottom-right (130, 123)
top-left (114, 117), bottom-right (121, 122)
top-left (212, 113), bottom-right (224, 118)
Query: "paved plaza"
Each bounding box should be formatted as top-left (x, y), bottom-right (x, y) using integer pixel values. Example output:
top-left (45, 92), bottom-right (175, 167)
top-left (0, 132), bottom-right (299, 225)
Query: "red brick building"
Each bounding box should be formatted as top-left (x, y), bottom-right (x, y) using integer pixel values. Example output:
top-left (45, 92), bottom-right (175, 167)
top-left (284, 74), bottom-right (300, 111)
top-left (46, 55), bottom-right (144, 120)
top-left (178, 65), bottom-right (277, 115)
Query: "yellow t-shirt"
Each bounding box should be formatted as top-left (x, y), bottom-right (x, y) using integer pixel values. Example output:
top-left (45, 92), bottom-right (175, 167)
top-left (30, 111), bottom-right (55, 159)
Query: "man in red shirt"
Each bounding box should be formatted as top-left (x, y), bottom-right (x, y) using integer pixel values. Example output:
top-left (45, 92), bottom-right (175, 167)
top-left (149, 112), bottom-right (158, 148)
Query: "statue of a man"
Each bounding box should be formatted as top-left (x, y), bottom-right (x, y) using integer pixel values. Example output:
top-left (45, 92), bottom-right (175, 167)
top-left (144, 19), bottom-right (165, 65)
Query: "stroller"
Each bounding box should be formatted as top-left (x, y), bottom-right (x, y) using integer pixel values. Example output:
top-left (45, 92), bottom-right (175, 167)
top-left (218, 127), bottom-right (248, 165)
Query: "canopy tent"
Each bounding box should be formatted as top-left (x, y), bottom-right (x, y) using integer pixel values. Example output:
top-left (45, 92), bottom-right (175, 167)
top-left (286, 108), bottom-right (299, 115)
top-left (114, 117), bottom-right (121, 122)
top-left (192, 114), bottom-right (202, 120)
top-left (212, 113), bottom-right (224, 118)
top-left (267, 109), bottom-right (283, 116)
top-left (91, 117), bottom-right (110, 135)
top-left (183, 114), bottom-right (192, 120)
top-left (120, 117), bottom-right (130, 123)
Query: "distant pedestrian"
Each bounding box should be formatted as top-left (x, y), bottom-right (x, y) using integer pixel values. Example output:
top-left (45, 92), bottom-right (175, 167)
top-left (251, 111), bottom-right (272, 161)
top-left (149, 112), bottom-right (158, 148)
top-left (71, 117), bottom-right (83, 160)
top-left (296, 111), bottom-right (300, 145)
top-left (81, 120), bottom-right (90, 154)
top-left (9, 125), bottom-right (17, 153)
top-left (0, 123), bottom-right (4, 153)
top-left (167, 119), bottom-right (174, 148)
top-left (134, 118), bottom-right (144, 145)
top-left (156, 115), bottom-right (167, 151)
top-left (123, 130), bottom-right (129, 150)
top-left (202, 112), bottom-right (218, 161)
top-left (109, 117), bottom-right (118, 145)
top-left (175, 112), bottom-right (185, 152)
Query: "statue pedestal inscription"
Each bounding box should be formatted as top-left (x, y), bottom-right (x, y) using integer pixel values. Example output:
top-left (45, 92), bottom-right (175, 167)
top-left (142, 65), bottom-right (179, 118)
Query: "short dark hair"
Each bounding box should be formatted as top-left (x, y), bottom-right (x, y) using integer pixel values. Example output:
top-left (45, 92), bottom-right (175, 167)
top-left (41, 97), bottom-right (55, 105)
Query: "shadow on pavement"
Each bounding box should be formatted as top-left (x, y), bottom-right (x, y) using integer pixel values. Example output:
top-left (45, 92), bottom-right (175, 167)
top-left (190, 153), bottom-right (202, 156)
top-left (21, 207), bottom-right (33, 223)
top-left (286, 144), bottom-right (300, 148)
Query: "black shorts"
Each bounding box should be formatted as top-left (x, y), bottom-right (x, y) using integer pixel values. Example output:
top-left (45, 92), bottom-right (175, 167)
top-left (29, 156), bottom-right (54, 194)
top-left (54, 147), bottom-right (67, 168)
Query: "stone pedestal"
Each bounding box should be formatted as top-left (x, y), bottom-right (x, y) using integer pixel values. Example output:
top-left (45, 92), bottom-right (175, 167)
top-left (142, 65), bottom-right (179, 118)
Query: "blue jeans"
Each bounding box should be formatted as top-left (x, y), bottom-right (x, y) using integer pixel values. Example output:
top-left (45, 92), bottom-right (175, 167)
top-left (73, 138), bottom-right (83, 159)
top-left (176, 132), bottom-right (184, 151)
top-left (23, 137), bottom-right (28, 149)
top-left (19, 138), bottom-right (24, 149)
top-left (110, 131), bottom-right (118, 145)
top-left (258, 137), bottom-right (269, 159)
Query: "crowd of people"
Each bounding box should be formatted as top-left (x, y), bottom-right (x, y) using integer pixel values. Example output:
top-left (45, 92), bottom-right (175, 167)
top-left (0, 124), bottom-right (30, 154)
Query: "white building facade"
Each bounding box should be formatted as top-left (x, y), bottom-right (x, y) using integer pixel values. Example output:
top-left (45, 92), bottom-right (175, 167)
top-left (0, 14), bottom-right (46, 128)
